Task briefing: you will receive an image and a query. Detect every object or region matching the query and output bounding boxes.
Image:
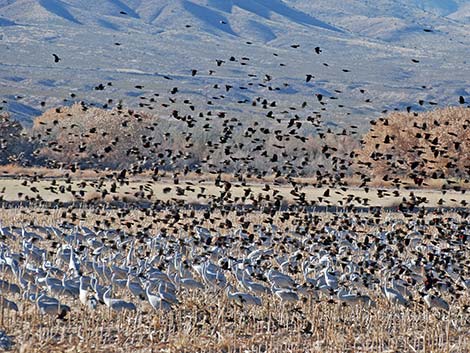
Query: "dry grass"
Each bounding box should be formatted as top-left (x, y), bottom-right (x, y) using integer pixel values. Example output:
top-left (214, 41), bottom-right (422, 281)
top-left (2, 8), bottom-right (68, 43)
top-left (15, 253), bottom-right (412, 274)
top-left (0, 177), bottom-right (469, 208)
top-left (2, 165), bottom-right (469, 189)
top-left (0, 165), bottom-right (102, 179)
top-left (0, 208), bottom-right (469, 352)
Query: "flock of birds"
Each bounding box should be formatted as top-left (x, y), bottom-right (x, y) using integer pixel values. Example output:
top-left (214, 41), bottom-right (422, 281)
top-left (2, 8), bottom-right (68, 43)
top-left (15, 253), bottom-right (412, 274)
top-left (0, 7), bottom-right (470, 352)
top-left (2, 17), bottom-right (469, 193)
top-left (6, 45), bottom-right (469, 213)
top-left (0, 212), bottom-right (469, 325)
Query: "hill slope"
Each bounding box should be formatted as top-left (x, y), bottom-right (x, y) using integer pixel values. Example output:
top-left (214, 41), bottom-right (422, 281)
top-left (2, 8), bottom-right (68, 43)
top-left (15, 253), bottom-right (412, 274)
top-left (0, 0), bottom-right (469, 126)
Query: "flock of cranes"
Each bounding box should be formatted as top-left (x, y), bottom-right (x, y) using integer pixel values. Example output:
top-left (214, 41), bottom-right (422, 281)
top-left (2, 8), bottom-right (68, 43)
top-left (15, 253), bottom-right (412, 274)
top-left (1, 212), bottom-right (469, 325)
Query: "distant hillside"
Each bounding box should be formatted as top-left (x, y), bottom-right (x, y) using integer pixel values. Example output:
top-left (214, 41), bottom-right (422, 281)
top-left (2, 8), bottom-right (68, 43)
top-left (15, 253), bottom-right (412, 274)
top-left (0, 0), bottom-right (469, 127)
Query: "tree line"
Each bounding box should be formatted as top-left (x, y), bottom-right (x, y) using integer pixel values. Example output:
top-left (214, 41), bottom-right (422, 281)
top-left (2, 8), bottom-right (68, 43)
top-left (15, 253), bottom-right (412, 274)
top-left (1, 104), bottom-right (469, 181)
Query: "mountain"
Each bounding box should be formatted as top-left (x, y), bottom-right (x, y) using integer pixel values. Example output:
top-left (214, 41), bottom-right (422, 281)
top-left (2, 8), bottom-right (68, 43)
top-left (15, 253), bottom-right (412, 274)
top-left (0, 0), bottom-right (469, 127)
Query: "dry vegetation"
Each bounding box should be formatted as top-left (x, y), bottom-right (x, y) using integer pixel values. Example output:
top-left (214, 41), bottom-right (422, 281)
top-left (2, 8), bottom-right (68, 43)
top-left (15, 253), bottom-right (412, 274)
top-left (356, 107), bottom-right (470, 180)
top-left (0, 177), bottom-right (469, 209)
top-left (0, 103), bottom-right (469, 353)
top-left (24, 102), bottom-right (358, 176)
top-left (0, 208), bottom-right (469, 352)
top-left (3, 105), bottom-right (470, 187)
top-left (2, 106), bottom-right (470, 205)
top-left (0, 113), bottom-right (34, 166)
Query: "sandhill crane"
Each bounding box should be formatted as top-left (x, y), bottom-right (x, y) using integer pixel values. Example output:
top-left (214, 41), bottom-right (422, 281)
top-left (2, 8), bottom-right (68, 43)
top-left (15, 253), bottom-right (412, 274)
top-left (323, 264), bottom-right (339, 291)
top-left (79, 276), bottom-right (97, 309)
top-left (44, 274), bottom-right (68, 297)
top-left (0, 330), bottom-right (13, 350)
top-left (157, 282), bottom-right (179, 305)
top-left (461, 278), bottom-right (470, 291)
top-left (13, 267), bottom-right (31, 290)
top-left (90, 277), bottom-right (106, 304)
top-left (103, 287), bottom-right (137, 312)
top-left (391, 277), bottom-right (412, 299)
top-left (225, 285), bottom-right (262, 307)
top-left (337, 288), bottom-right (362, 304)
top-left (423, 293), bottom-right (450, 312)
top-left (68, 250), bottom-right (80, 276)
top-left (36, 293), bottom-right (70, 319)
top-left (145, 282), bottom-right (172, 312)
top-left (0, 296), bottom-right (18, 311)
top-left (173, 273), bottom-right (205, 291)
top-left (301, 261), bottom-right (317, 287)
top-left (383, 284), bottom-right (409, 307)
top-left (111, 273), bottom-right (127, 288)
top-left (267, 268), bottom-right (296, 289)
top-left (235, 269), bottom-right (270, 295)
top-left (126, 277), bottom-right (146, 300)
top-left (0, 279), bottom-right (20, 296)
top-left (199, 261), bottom-right (227, 288)
top-left (61, 276), bottom-right (80, 298)
top-left (337, 288), bottom-right (375, 307)
top-left (272, 284), bottom-right (299, 303)
top-left (242, 277), bottom-right (271, 295)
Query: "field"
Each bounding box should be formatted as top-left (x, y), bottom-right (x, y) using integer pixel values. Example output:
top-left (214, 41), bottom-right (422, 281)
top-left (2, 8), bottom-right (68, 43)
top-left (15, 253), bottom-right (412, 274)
top-left (2, 0), bottom-right (470, 351)
top-left (0, 176), bottom-right (469, 209)
top-left (0, 204), bottom-right (469, 352)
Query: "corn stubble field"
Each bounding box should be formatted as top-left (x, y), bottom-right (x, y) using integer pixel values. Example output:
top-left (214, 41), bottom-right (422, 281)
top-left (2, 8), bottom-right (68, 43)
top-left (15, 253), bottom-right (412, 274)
top-left (2, 104), bottom-right (470, 352)
top-left (0, 206), bottom-right (469, 353)
top-left (2, 25), bottom-right (470, 353)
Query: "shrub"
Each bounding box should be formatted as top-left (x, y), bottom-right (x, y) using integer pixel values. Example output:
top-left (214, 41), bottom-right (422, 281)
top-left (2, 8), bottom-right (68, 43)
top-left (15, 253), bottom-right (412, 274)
top-left (356, 107), bottom-right (470, 180)
top-left (0, 113), bottom-right (35, 165)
